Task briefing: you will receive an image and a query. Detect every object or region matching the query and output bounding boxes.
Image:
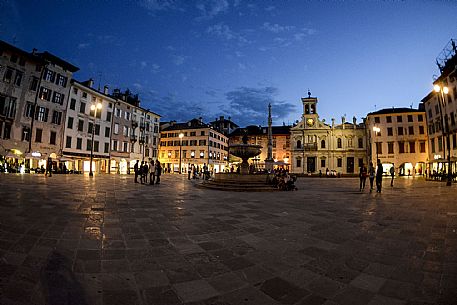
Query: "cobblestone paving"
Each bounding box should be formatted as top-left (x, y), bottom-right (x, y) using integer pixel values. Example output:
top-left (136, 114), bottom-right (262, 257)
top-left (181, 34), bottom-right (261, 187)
top-left (0, 173), bottom-right (456, 305)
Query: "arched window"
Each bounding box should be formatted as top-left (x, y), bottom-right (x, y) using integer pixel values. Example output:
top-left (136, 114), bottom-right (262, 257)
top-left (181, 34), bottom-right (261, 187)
top-left (337, 138), bottom-right (342, 148)
top-left (297, 140), bottom-right (302, 149)
top-left (321, 139), bottom-right (326, 149)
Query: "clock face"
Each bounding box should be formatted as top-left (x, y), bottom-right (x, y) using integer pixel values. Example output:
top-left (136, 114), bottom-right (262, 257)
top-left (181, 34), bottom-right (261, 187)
top-left (306, 118), bottom-right (314, 127)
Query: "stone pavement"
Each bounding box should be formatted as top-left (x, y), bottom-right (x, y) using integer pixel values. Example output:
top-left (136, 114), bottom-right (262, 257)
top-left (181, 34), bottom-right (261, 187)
top-left (0, 173), bottom-right (456, 305)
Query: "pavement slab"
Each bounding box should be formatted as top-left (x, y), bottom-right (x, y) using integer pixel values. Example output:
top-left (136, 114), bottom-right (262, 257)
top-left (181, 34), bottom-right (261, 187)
top-left (0, 174), bottom-right (456, 304)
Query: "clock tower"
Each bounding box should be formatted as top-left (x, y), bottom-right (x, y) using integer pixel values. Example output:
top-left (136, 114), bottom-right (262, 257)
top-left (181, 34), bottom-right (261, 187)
top-left (302, 90), bottom-right (318, 128)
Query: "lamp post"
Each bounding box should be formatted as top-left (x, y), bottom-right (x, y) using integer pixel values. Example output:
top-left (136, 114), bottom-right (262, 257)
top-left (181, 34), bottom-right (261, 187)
top-left (373, 126), bottom-right (381, 162)
top-left (178, 132), bottom-right (184, 174)
top-left (89, 102), bottom-right (102, 177)
top-left (434, 84), bottom-right (452, 186)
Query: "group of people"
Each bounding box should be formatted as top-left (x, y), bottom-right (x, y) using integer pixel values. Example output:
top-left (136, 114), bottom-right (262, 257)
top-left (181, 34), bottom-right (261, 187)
top-left (359, 160), bottom-right (395, 193)
top-left (187, 164), bottom-right (210, 180)
top-left (133, 159), bottom-right (162, 185)
top-left (269, 168), bottom-right (298, 191)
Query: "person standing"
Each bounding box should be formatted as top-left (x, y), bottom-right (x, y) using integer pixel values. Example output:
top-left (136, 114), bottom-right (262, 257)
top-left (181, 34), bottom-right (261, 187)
top-left (142, 161), bottom-right (149, 184)
top-left (155, 160), bottom-right (162, 184)
top-left (134, 160), bottom-right (139, 183)
top-left (376, 159), bottom-right (383, 193)
top-left (188, 164), bottom-right (192, 180)
top-left (149, 159), bottom-right (155, 185)
top-left (368, 161), bottom-right (375, 192)
top-left (390, 164), bottom-right (395, 186)
top-left (359, 163), bottom-right (367, 191)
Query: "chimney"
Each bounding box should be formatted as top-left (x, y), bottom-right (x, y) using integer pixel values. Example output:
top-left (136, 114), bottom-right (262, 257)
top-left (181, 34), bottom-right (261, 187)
top-left (88, 78), bottom-right (94, 88)
top-left (199, 117), bottom-right (203, 124)
top-left (103, 85), bottom-right (109, 95)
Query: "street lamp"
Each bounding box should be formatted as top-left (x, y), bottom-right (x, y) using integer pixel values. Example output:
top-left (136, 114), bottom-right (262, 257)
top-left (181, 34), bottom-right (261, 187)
top-left (373, 126), bottom-right (381, 162)
top-left (179, 132), bottom-right (184, 173)
top-left (434, 84), bottom-right (452, 186)
top-left (89, 102), bottom-right (102, 177)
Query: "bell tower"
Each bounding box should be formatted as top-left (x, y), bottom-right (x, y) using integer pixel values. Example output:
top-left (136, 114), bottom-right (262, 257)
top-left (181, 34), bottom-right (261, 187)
top-left (301, 90), bottom-right (318, 128)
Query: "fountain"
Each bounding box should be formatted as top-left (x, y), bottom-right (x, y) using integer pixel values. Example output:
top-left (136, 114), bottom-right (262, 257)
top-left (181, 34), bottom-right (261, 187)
top-left (199, 132), bottom-right (276, 191)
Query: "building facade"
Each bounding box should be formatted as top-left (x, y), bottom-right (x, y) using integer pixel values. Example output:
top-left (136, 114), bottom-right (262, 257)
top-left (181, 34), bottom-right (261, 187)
top-left (366, 108), bottom-right (428, 176)
top-left (62, 80), bottom-right (115, 174)
top-left (229, 125), bottom-right (291, 170)
top-left (422, 39), bottom-right (457, 176)
top-left (290, 94), bottom-right (367, 175)
top-left (0, 40), bottom-right (78, 171)
top-left (159, 119), bottom-right (228, 173)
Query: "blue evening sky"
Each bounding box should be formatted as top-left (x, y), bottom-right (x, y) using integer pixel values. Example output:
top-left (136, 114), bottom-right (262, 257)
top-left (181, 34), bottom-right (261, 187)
top-left (1, 0), bottom-right (456, 126)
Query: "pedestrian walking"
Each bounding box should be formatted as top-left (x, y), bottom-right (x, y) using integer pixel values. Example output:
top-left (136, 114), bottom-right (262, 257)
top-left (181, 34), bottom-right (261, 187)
top-left (45, 157), bottom-right (52, 177)
top-left (376, 159), bottom-right (383, 193)
top-left (188, 164), bottom-right (192, 180)
top-left (149, 159), bottom-right (155, 185)
top-left (359, 163), bottom-right (367, 191)
top-left (368, 161), bottom-right (375, 192)
top-left (390, 164), bottom-right (395, 187)
top-left (155, 160), bottom-right (162, 184)
top-left (134, 160), bottom-right (139, 183)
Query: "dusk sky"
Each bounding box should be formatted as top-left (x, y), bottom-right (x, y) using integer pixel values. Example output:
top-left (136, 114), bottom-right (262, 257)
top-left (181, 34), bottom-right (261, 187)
top-left (1, 0), bottom-right (456, 126)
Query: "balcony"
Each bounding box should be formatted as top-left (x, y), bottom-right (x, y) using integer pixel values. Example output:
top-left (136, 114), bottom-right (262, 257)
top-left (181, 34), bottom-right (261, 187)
top-left (294, 142), bottom-right (317, 151)
top-left (139, 136), bottom-right (146, 144)
top-left (130, 135), bottom-right (137, 142)
top-left (132, 121), bottom-right (138, 129)
top-left (139, 122), bottom-right (146, 130)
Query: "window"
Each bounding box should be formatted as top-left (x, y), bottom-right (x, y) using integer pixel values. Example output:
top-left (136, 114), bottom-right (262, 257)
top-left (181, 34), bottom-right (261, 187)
top-left (321, 140), bottom-right (325, 149)
top-left (51, 111), bottom-right (62, 125)
top-left (199, 140), bottom-right (206, 146)
top-left (80, 102), bottom-right (86, 114)
top-left (3, 67), bottom-right (13, 82)
top-left (21, 127), bottom-right (30, 141)
top-left (24, 102), bottom-right (34, 118)
top-left (200, 151), bottom-right (205, 158)
top-left (123, 126), bottom-right (129, 136)
top-left (65, 136), bottom-right (72, 148)
top-left (112, 140), bottom-right (118, 151)
top-left (86, 139), bottom-right (92, 151)
top-left (296, 158), bottom-right (301, 168)
top-left (39, 87), bottom-right (52, 101)
top-left (388, 142), bottom-right (394, 154)
top-left (321, 159), bottom-right (325, 168)
top-left (36, 106), bottom-right (48, 122)
top-left (104, 143), bottom-right (109, 153)
top-left (43, 69), bottom-right (55, 82)
top-left (201, 131), bottom-right (205, 136)
top-left (0, 96), bottom-right (16, 118)
top-left (35, 128), bottom-right (42, 143)
top-left (116, 108), bottom-right (121, 117)
top-left (435, 105), bottom-right (439, 116)
top-left (88, 122), bottom-right (93, 134)
top-left (397, 115), bottom-right (403, 123)
top-left (398, 127), bottom-right (403, 136)
top-left (419, 126), bottom-right (424, 134)
top-left (105, 127), bottom-right (110, 137)
top-left (418, 114), bottom-right (423, 122)
top-left (398, 141), bottom-right (405, 153)
top-left (76, 138), bottom-right (82, 150)
top-left (50, 131), bottom-right (56, 145)
top-left (431, 138), bottom-right (435, 153)
top-left (374, 117), bottom-right (380, 123)
top-left (124, 112), bottom-right (130, 120)
top-left (358, 138), bottom-right (363, 148)
top-left (337, 138), bottom-right (342, 148)
top-left (407, 115), bottom-right (413, 122)
top-left (337, 158), bottom-right (342, 167)
top-left (70, 98), bottom-right (76, 110)
top-left (123, 142), bottom-right (128, 152)
top-left (438, 137), bottom-right (443, 151)
top-left (82, 92), bottom-right (87, 98)
top-left (386, 116), bottom-right (392, 123)
top-left (408, 126), bottom-right (414, 135)
top-left (297, 140), bottom-right (302, 149)
top-left (94, 141), bottom-right (99, 152)
top-left (387, 127), bottom-right (393, 136)
top-left (190, 131), bottom-right (196, 136)
top-left (66, 117), bottom-right (74, 130)
top-left (56, 74), bottom-right (67, 87)
top-left (73, 87), bottom-right (78, 95)
top-left (106, 112), bottom-right (112, 122)
top-left (376, 142), bottom-right (383, 154)
top-left (30, 77), bottom-right (39, 91)
top-left (95, 124), bottom-right (100, 136)
top-left (52, 92), bottom-right (64, 105)
top-left (114, 123), bottom-right (119, 134)
top-left (78, 119), bottom-right (84, 131)
top-left (428, 109), bottom-right (433, 119)
top-left (420, 141), bottom-right (426, 153)
top-left (409, 141), bottom-right (415, 153)
top-left (14, 71), bottom-right (23, 86)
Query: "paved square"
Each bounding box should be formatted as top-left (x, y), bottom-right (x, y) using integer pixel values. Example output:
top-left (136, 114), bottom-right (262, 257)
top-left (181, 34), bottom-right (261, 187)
top-left (0, 174), bottom-right (456, 305)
